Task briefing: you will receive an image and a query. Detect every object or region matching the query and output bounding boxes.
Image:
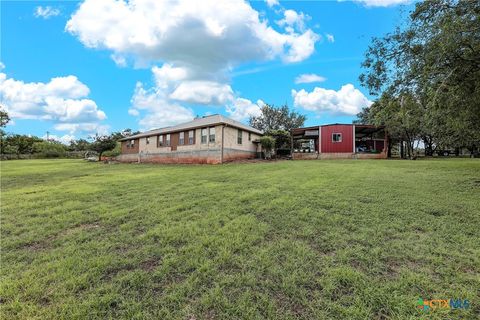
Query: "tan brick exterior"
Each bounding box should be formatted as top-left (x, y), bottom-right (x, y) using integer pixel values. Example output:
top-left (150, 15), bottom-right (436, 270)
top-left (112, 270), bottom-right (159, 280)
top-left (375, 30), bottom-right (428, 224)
top-left (118, 124), bottom-right (262, 164)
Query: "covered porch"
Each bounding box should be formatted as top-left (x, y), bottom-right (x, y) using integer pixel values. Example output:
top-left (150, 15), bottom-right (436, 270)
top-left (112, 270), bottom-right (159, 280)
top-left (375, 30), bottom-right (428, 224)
top-left (355, 125), bottom-right (387, 158)
top-left (291, 126), bottom-right (319, 159)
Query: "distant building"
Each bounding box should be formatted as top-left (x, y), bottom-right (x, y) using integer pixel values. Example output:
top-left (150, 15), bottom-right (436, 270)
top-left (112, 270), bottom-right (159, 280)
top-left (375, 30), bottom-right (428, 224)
top-left (292, 124), bottom-right (388, 159)
top-left (118, 114), bottom-right (262, 164)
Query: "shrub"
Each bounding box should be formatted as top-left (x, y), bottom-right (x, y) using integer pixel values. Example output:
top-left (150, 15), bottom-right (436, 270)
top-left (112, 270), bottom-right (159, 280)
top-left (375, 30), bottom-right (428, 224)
top-left (33, 141), bottom-right (66, 158)
top-left (259, 136), bottom-right (275, 159)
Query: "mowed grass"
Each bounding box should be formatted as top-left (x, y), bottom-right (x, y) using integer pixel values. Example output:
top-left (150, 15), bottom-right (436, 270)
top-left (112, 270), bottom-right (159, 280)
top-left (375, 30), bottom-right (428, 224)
top-left (1, 159), bottom-right (479, 320)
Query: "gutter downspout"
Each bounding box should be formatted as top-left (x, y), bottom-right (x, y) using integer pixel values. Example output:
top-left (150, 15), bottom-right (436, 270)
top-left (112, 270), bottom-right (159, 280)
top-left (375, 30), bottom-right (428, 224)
top-left (221, 124), bottom-right (225, 164)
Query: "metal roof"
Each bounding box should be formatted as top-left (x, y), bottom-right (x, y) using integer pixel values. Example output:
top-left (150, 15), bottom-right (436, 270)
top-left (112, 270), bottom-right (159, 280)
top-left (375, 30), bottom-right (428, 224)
top-left (119, 114), bottom-right (263, 141)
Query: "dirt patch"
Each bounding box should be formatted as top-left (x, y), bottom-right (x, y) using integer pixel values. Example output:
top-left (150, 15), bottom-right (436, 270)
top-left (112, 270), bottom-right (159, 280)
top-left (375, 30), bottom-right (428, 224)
top-left (57, 222), bottom-right (101, 238)
top-left (384, 258), bottom-right (420, 278)
top-left (140, 257), bottom-right (162, 272)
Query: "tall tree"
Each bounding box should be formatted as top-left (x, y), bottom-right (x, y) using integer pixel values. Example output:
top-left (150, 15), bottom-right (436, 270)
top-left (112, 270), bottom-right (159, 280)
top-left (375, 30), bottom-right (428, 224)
top-left (249, 104), bottom-right (306, 133)
top-left (359, 0), bottom-right (480, 155)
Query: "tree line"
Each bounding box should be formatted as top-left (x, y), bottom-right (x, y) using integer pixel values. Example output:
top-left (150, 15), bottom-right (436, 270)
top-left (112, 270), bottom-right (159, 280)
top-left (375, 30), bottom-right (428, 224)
top-left (0, 108), bottom-right (138, 160)
top-left (357, 0), bottom-right (479, 158)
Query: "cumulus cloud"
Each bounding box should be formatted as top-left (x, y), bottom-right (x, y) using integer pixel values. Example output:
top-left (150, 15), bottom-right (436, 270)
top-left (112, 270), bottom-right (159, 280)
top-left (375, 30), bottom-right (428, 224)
top-left (291, 84), bottom-right (372, 116)
top-left (34, 6), bottom-right (60, 19)
top-left (295, 73), bottom-right (326, 84)
top-left (170, 81), bottom-right (233, 105)
top-left (0, 71), bottom-right (107, 135)
top-left (226, 98), bottom-right (263, 121)
top-left (66, 0), bottom-right (318, 69)
top-left (130, 82), bottom-right (195, 130)
top-left (67, 0), bottom-right (319, 128)
top-left (265, 0), bottom-right (279, 7)
top-left (350, 0), bottom-right (411, 7)
top-left (276, 9), bottom-right (309, 33)
top-left (326, 34), bottom-right (335, 43)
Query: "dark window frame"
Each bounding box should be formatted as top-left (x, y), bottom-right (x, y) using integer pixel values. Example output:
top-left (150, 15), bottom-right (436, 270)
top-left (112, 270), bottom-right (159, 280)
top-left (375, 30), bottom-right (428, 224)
top-left (188, 130), bottom-right (194, 145)
top-left (209, 127), bottom-right (215, 143)
top-left (332, 133), bottom-right (342, 143)
top-left (201, 128), bottom-right (208, 144)
top-left (237, 129), bottom-right (243, 144)
top-left (158, 135), bottom-right (164, 147)
top-left (166, 134), bottom-right (171, 147)
top-left (179, 131), bottom-right (185, 145)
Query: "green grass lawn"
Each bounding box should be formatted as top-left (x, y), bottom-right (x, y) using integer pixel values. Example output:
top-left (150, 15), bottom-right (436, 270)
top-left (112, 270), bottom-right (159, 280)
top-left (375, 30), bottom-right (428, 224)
top-left (1, 159), bottom-right (479, 319)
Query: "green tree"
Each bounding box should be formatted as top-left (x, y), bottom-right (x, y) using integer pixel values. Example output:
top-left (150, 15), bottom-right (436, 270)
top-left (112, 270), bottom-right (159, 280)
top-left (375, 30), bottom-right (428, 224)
top-left (249, 104), bottom-right (306, 133)
top-left (266, 129), bottom-right (291, 155)
top-left (90, 135), bottom-right (117, 161)
top-left (33, 141), bottom-right (67, 158)
top-left (68, 139), bottom-right (91, 152)
top-left (0, 106), bottom-right (10, 128)
top-left (259, 136), bottom-right (275, 160)
top-left (359, 0), bottom-right (480, 156)
top-left (3, 134), bottom-right (42, 156)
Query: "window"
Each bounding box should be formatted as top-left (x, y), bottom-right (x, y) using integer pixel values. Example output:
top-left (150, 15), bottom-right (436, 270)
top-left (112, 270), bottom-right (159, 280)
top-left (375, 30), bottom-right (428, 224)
top-left (201, 128), bottom-right (207, 144)
top-left (332, 133), bottom-right (342, 142)
top-left (179, 132), bottom-right (184, 145)
top-left (166, 134), bottom-right (171, 146)
top-left (158, 135), bottom-right (164, 147)
top-left (209, 127), bottom-right (215, 143)
top-left (237, 129), bottom-right (243, 144)
top-left (146, 137), bottom-right (150, 144)
top-left (248, 132), bottom-right (251, 141)
top-left (188, 130), bottom-right (194, 144)
top-left (130, 139), bottom-right (135, 147)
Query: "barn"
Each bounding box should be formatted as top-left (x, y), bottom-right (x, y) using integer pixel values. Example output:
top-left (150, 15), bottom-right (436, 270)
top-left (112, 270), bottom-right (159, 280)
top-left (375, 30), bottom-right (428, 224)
top-left (291, 124), bottom-right (388, 159)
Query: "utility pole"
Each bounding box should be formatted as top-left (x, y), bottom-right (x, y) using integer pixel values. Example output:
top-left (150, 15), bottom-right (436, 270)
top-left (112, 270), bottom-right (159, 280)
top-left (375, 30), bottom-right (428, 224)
top-left (46, 131), bottom-right (50, 141)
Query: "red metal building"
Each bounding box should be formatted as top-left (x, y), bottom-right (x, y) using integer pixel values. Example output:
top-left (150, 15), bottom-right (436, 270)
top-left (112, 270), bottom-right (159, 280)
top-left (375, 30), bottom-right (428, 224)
top-left (292, 124), bottom-right (387, 159)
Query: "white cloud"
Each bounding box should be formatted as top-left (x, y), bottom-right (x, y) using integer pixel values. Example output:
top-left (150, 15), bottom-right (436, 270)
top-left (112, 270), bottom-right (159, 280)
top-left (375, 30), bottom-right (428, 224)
top-left (265, 0), bottom-right (279, 7)
top-left (43, 134), bottom-right (75, 144)
top-left (0, 72), bottom-right (107, 135)
top-left (129, 82), bottom-right (195, 130)
top-left (170, 81), bottom-right (233, 105)
top-left (326, 34), bottom-right (335, 43)
top-left (295, 73), bottom-right (326, 84)
top-left (276, 9), bottom-right (308, 33)
top-left (226, 98), bottom-right (263, 121)
top-left (291, 84), bottom-right (372, 115)
top-left (110, 54), bottom-right (127, 67)
top-left (34, 6), bottom-right (60, 19)
top-left (66, 0), bottom-right (318, 68)
top-left (0, 62), bottom-right (4, 71)
top-left (350, 0), bottom-right (411, 7)
top-left (53, 123), bottom-right (109, 136)
top-left (67, 0), bottom-right (319, 128)
top-left (152, 64), bottom-right (189, 89)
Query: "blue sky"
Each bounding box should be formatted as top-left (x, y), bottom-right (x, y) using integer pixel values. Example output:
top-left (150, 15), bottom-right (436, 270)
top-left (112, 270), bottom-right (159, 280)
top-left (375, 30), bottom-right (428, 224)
top-left (1, 0), bottom-right (413, 142)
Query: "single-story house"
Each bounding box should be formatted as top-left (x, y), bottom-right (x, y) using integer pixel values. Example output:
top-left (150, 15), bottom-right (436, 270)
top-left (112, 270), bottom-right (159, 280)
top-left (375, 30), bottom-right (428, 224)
top-left (291, 124), bottom-right (388, 159)
top-left (117, 114), bottom-right (263, 164)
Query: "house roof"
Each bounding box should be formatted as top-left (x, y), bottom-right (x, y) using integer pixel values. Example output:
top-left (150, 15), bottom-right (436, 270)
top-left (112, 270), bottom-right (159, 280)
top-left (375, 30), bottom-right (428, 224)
top-left (119, 114), bottom-right (263, 141)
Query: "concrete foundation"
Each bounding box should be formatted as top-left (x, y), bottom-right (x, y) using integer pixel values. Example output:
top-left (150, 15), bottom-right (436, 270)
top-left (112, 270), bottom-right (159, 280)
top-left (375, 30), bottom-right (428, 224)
top-left (292, 152), bottom-right (387, 160)
top-left (117, 148), bottom-right (257, 164)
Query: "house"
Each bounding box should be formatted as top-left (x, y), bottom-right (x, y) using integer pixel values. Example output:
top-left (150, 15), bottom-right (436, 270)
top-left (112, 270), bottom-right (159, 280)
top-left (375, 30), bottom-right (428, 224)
top-left (291, 124), bottom-right (388, 159)
top-left (117, 114), bottom-right (263, 164)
